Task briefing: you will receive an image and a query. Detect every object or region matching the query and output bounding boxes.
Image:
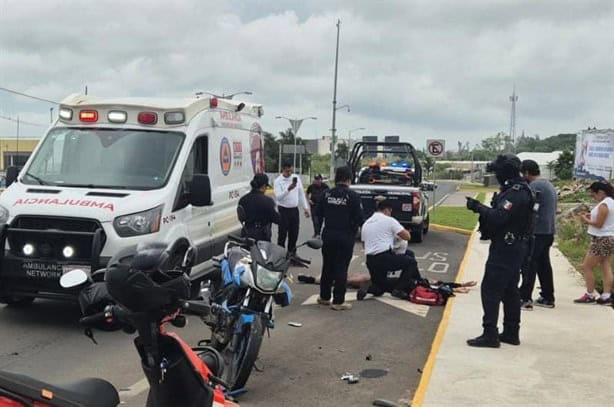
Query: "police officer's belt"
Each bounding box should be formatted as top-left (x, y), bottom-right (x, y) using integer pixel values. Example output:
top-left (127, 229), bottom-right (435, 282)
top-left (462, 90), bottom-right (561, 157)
top-left (367, 250), bottom-right (392, 257)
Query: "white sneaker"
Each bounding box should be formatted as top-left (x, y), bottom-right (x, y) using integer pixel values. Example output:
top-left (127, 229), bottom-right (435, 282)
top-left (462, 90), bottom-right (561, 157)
top-left (331, 303), bottom-right (352, 311)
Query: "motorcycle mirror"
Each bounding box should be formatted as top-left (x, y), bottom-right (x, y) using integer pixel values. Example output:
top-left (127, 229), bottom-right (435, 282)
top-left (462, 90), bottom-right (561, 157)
top-left (305, 238), bottom-right (323, 250)
top-left (60, 269), bottom-right (89, 288)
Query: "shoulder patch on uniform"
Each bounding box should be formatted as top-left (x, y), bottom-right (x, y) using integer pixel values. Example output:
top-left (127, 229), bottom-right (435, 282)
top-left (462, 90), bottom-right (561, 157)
top-left (512, 184), bottom-right (522, 191)
top-left (503, 200), bottom-right (513, 210)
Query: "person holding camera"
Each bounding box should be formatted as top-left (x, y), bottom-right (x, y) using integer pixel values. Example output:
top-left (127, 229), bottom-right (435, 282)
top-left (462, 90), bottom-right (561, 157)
top-left (274, 161), bottom-right (310, 254)
top-left (465, 153), bottom-right (534, 348)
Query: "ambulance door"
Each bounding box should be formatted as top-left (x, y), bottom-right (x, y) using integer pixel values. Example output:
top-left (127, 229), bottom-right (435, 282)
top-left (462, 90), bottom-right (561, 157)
top-left (173, 135), bottom-right (212, 263)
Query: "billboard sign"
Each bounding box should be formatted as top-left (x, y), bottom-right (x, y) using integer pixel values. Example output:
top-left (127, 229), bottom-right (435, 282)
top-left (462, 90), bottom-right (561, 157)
top-left (574, 129), bottom-right (614, 181)
top-left (363, 136), bottom-right (378, 157)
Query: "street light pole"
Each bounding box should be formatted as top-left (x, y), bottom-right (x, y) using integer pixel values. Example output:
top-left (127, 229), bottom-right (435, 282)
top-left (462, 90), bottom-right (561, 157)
top-left (195, 91), bottom-right (253, 99)
top-left (275, 116), bottom-right (317, 173)
top-left (347, 127), bottom-right (365, 159)
top-left (330, 18), bottom-right (341, 180)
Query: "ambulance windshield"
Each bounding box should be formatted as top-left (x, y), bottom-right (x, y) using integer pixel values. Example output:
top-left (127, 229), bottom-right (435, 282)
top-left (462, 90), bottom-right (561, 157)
top-left (23, 128), bottom-right (184, 190)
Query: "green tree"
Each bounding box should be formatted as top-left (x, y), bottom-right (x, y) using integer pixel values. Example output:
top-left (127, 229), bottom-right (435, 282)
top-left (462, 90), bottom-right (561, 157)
top-left (422, 156), bottom-right (435, 176)
top-left (481, 132), bottom-right (506, 153)
top-left (335, 143), bottom-right (349, 160)
top-left (263, 131), bottom-right (279, 172)
top-left (554, 150), bottom-right (574, 180)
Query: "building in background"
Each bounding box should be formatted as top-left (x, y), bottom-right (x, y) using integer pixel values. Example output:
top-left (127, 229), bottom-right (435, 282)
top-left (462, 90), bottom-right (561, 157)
top-left (517, 151), bottom-right (562, 180)
top-left (304, 136), bottom-right (332, 156)
top-left (0, 138), bottom-right (40, 170)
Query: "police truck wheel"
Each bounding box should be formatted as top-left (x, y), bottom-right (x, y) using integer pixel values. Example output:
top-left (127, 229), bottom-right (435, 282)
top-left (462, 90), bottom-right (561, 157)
top-left (410, 227), bottom-right (423, 243)
top-left (0, 295), bottom-right (35, 307)
top-left (423, 216), bottom-right (430, 235)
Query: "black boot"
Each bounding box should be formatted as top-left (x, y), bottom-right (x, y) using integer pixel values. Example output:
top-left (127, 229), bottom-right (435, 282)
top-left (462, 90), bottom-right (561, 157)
top-left (391, 289), bottom-right (407, 300)
top-left (357, 282), bottom-right (370, 301)
top-left (467, 334), bottom-right (500, 348)
top-left (499, 325), bottom-right (520, 345)
top-left (499, 332), bottom-right (520, 345)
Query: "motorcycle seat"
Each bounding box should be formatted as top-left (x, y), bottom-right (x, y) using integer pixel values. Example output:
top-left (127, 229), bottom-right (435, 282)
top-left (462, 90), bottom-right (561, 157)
top-left (0, 370), bottom-right (119, 407)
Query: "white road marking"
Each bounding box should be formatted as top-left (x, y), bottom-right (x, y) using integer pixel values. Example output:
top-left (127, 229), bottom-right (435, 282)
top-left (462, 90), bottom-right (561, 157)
top-left (119, 377), bottom-right (149, 400)
top-left (301, 293), bottom-right (430, 317)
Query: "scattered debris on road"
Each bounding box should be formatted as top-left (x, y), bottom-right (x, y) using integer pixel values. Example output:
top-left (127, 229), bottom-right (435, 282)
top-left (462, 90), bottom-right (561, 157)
top-left (372, 399), bottom-right (400, 407)
top-left (365, 353), bottom-right (373, 361)
top-left (288, 321), bottom-right (303, 327)
top-left (341, 373), bottom-right (360, 384)
top-left (360, 368), bottom-right (388, 379)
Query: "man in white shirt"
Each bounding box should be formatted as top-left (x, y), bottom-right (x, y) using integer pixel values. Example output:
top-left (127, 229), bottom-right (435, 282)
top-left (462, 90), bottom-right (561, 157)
top-left (274, 161), bottom-right (310, 254)
top-left (359, 199), bottom-right (420, 300)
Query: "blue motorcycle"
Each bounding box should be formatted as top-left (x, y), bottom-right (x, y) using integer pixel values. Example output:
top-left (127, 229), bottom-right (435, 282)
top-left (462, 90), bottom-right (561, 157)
top-left (201, 236), bottom-right (321, 391)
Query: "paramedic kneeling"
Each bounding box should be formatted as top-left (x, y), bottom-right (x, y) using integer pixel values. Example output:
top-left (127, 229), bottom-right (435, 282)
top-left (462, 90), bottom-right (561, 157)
top-left (359, 199), bottom-right (420, 300)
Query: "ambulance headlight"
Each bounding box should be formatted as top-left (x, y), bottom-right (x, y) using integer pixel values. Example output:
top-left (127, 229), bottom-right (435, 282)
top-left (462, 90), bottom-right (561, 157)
top-left (113, 205), bottom-right (163, 237)
top-left (62, 246), bottom-right (75, 258)
top-left (0, 205), bottom-right (9, 224)
top-left (22, 243), bottom-right (35, 256)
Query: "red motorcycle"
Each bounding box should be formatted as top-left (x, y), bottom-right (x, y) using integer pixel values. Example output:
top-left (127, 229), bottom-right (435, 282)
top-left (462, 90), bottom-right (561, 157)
top-left (0, 242), bottom-right (239, 407)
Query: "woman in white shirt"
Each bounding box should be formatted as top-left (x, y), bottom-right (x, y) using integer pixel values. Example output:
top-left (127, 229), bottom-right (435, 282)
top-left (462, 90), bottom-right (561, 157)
top-left (575, 181), bottom-right (614, 304)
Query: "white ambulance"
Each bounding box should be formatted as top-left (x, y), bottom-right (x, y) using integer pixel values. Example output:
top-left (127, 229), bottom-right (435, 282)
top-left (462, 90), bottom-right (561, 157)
top-left (0, 94), bottom-right (266, 305)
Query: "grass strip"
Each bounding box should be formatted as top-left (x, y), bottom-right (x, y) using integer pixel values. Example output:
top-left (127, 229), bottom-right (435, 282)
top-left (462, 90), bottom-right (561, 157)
top-left (431, 207), bottom-right (479, 231)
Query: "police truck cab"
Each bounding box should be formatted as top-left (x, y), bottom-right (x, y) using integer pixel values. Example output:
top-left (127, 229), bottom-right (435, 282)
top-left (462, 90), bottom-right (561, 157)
top-left (0, 94), bottom-right (264, 305)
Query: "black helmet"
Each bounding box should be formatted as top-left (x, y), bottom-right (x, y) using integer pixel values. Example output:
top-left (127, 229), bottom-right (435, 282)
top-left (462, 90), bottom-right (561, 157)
top-left (486, 153), bottom-right (521, 185)
top-left (105, 242), bottom-right (190, 313)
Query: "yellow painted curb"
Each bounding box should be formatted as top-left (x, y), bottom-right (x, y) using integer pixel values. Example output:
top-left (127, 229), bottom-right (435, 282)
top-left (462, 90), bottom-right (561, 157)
top-left (411, 231), bottom-right (476, 407)
top-left (430, 223), bottom-right (473, 235)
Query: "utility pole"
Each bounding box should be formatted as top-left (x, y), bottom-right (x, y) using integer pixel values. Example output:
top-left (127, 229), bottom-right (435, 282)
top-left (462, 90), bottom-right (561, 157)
top-left (508, 86), bottom-right (518, 152)
top-left (330, 19), bottom-right (341, 180)
top-left (16, 116), bottom-right (20, 165)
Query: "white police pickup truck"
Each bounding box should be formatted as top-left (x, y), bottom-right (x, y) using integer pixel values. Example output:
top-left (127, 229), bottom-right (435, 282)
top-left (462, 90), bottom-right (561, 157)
top-left (348, 141), bottom-right (430, 242)
top-left (0, 94), bottom-right (266, 305)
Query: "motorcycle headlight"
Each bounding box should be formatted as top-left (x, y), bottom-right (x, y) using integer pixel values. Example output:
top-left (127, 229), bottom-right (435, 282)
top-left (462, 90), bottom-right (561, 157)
top-left (0, 205), bottom-right (9, 224)
top-left (113, 205), bottom-right (163, 237)
top-left (255, 265), bottom-right (283, 292)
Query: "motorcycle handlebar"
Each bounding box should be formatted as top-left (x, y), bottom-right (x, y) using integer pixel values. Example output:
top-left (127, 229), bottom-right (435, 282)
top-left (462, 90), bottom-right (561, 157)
top-left (289, 254), bottom-right (310, 266)
top-left (181, 300), bottom-right (211, 316)
top-left (78, 307), bottom-right (112, 326)
top-left (78, 305), bottom-right (130, 326)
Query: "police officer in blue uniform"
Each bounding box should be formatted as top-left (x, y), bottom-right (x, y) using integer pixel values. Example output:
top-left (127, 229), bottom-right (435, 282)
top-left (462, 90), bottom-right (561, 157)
top-left (317, 166), bottom-right (363, 310)
top-left (465, 153), bottom-right (534, 347)
top-left (238, 173), bottom-right (280, 241)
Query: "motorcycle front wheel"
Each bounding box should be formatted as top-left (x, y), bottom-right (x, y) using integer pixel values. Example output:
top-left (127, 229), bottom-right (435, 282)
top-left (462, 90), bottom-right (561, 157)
top-left (226, 315), bottom-right (265, 391)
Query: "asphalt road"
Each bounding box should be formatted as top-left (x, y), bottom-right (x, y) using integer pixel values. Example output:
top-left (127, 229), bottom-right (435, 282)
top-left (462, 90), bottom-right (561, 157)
top-left (0, 183), bottom-right (467, 407)
top-left (427, 181), bottom-right (458, 208)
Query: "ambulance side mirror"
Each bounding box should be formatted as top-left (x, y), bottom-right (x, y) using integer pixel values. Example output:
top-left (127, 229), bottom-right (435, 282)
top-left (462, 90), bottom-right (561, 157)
top-left (190, 174), bottom-right (213, 206)
top-left (6, 166), bottom-right (19, 187)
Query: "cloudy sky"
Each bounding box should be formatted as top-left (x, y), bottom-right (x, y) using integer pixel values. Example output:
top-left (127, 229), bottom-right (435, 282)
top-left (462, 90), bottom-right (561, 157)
top-left (0, 0), bottom-right (612, 152)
